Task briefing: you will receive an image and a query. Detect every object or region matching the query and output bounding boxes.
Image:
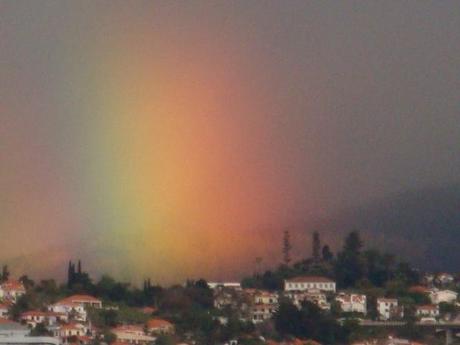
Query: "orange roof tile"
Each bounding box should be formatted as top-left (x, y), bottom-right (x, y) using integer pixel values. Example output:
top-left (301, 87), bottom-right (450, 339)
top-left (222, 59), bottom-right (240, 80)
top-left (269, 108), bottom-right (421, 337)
top-left (146, 318), bottom-right (173, 329)
top-left (61, 294), bottom-right (101, 303)
top-left (286, 276), bottom-right (334, 283)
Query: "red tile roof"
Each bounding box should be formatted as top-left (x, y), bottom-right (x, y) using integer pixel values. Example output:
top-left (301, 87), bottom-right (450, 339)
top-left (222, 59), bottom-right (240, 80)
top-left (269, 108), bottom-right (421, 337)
top-left (417, 304), bottom-right (438, 310)
top-left (146, 318), bottom-right (173, 329)
top-left (113, 325), bottom-right (144, 333)
top-left (60, 295), bottom-right (101, 304)
top-left (1, 280), bottom-right (25, 291)
top-left (408, 286), bottom-right (430, 294)
top-left (285, 276), bottom-right (334, 283)
top-left (21, 310), bottom-right (48, 317)
top-left (139, 306), bottom-right (157, 314)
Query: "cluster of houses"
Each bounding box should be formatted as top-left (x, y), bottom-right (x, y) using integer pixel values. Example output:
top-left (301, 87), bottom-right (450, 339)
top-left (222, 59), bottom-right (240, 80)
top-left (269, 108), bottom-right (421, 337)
top-left (0, 280), bottom-right (175, 345)
top-left (211, 272), bottom-right (459, 324)
top-left (0, 271), bottom-right (458, 345)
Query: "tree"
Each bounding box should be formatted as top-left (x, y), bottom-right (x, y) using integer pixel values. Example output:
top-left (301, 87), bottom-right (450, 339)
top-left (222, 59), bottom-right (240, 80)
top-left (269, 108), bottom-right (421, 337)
top-left (102, 330), bottom-right (116, 344)
top-left (312, 231), bottom-right (321, 262)
top-left (67, 261), bottom-right (75, 288)
top-left (19, 275), bottom-right (35, 289)
top-left (273, 299), bottom-right (302, 336)
top-left (335, 231), bottom-right (365, 288)
top-left (1, 265), bottom-right (10, 283)
top-left (155, 335), bottom-right (175, 345)
top-left (322, 245), bottom-right (333, 261)
top-left (31, 322), bottom-right (52, 336)
top-left (282, 230), bottom-right (292, 266)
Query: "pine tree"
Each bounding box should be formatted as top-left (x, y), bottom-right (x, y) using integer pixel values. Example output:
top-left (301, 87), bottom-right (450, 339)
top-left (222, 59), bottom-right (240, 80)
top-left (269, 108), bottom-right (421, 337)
top-left (282, 230), bottom-right (292, 265)
top-left (312, 231), bottom-right (321, 262)
top-left (0, 265), bottom-right (9, 283)
top-left (67, 260), bottom-right (76, 288)
top-left (322, 245), bottom-right (333, 261)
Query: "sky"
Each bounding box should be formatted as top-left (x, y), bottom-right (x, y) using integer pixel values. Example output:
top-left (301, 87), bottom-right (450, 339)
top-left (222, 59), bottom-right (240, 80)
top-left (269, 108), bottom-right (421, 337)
top-left (1, 1), bottom-right (459, 284)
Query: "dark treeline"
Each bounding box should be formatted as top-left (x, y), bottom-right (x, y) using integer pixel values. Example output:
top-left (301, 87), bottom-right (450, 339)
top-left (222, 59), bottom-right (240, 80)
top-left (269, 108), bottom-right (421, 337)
top-left (242, 230), bottom-right (420, 292)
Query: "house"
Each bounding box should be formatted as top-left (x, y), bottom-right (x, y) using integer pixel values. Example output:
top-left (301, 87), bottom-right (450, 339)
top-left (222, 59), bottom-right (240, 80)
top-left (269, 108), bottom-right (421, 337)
top-left (48, 301), bottom-right (87, 322)
top-left (111, 325), bottom-right (155, 344)
top-left (48, 294), bottom-right (100, 323)
top-left (285, 290), bottom-right (330, 310)
top-left (377, 298), bottom-right (403, 320)
top-left (306, 290), bottom-right (330, 310)
top-left (284, 276), bottom-right (336, 292)
top-left (250, 304), bottom-right (277, 323)
top-left (0, 304), bottom-right (9, 318)
top-left (352, 338), bottom-right (425, 345)
top-left (146, 318), bottom-right (174, 335)
top-left (0, 281), bottom-right (26, 302)
top-left (214, 289), bottom-right (236, 309)
top-left (254, 291), bottom-right (279, 305)
top-left (335, 293), bottom-right (367, 314)
top-left (47, 311), bottom-right (69, 325)
top-left (429, 289), bottom-right (457, 304)
top-left (21, 310), bottom-right (69, 328)
top-left (207, 282), bottom-right (241, 290)
top-left (20, 311), bottom-right (48, 328)
top-left (54, 322), bottom-right (88, 338)
top-left (436, 273), bottom-right (454, 285)
top-left (416, 304), bottom-right (439, 318)
top-left (58, 295), bottom-right (102, 309)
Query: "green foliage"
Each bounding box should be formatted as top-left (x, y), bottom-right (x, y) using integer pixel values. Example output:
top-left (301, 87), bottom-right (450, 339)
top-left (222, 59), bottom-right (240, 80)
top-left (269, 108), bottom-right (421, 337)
top-left (242, 230), bottom-right (420, 295)
top-left (155, 335), bottom-right (175, 345)
top-left (19, 275), bottom-right (35, 289)
top-left (274, 300), bottom-right (347, 344)
top-left (282, 230), bottom-right (292, 265)
top-left (322, 245), bottom-right (333, 261)
top-left (102, 330), bottom-right (117, 345)
top-left (30, 322), bottom-right (52, 336)
top-left (8, 291), bottom-right (43, 320)
top-left (88, 305), bottom-right (149, 328)
top-left (312, 231), bottom-right (321, 262)
top-left (238, 338), bottom-right (265, 345)
top-left (439, 302), bottom-right (458, 315)
top-left (335, 231), bottom-right (365, 288)
top-left (0, 265), bottom-right (10, 283)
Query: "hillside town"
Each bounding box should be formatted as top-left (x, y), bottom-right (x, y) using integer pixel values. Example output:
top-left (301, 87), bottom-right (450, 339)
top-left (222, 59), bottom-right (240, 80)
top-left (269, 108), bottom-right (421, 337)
top-left (0, 232), bottom-right (459, 345)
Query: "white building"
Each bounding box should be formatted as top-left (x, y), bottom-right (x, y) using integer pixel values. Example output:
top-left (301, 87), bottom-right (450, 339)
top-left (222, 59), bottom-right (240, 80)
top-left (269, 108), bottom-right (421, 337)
top-left (416, 304), bottom-right (439, 318)
top-left (377, 298), bottom-right (402, 320)
top-left (429, 289), bottom-right (458, 305)
top-left (336, 293), bottom-right (367, 315)
top-left (285, 289), bottom-right (331, 311)
top-left (207, 282), bottom-right (241, 290)
top-left (254, 291), bottom-right (278, 305)
top-left (249, 304), bottom-right (277, 324)
top-left (284, 276), bottom-right (336, 293)
top-left (20, 311), bottom-right (68, 328)
top-left (112, 325), bottom-right (156, 344)
top-left (48, 301), bottom-right (86, 322)
top-left (436, 273), bottom-right (454, 285)
top-left (54, 322), bottom-right (88, 339)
